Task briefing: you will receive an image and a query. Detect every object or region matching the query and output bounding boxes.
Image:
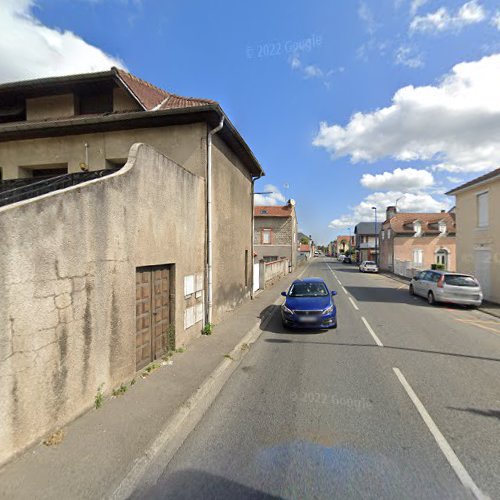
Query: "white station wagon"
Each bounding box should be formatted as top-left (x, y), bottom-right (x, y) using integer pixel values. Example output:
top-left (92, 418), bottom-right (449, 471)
top-left (409, 270), bottom-right (483, 307)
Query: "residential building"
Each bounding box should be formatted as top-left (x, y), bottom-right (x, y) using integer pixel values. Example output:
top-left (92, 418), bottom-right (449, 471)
top-left (0, 68), bottom-right (263, 465)
top-left (254, 200), bottom-right (298, 270)
top-left (446, 168), bottom-right (500, 303)
top-left (299, 243), bottom-right (312, 259)
top-left (335, 234), bottom-right (355, 255)
top-left (354, 222), bottom-right (382, 262)
top-left (379, 206), bottom-right (456, 278)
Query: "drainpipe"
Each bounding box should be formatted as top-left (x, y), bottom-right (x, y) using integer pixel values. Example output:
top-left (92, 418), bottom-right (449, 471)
top-left (207, 115), bottom-right (224, 325)
top-left (250, 177), bottom-right (256, 299)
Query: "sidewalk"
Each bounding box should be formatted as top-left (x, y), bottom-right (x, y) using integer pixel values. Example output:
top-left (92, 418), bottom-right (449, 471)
top-left (0, 265), bottom-right (308, 500)
top-left (380, 270), bottom-right (500, 319)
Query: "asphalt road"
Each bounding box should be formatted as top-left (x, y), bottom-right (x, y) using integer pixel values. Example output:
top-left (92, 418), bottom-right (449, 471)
top-left (135, 258), bottom-right (500, 499)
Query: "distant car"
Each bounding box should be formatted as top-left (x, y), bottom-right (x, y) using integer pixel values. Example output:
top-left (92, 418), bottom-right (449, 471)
top-left (337, 255), bottom-right (345, 262)
top-left (359, 260), bottom-right (378, 273)
top-left (281, 278), bottom-right (337, 329)
top-left (409, 270), bottom-right (483, 307)
top-left (342, 256), bottom-right (352, 264)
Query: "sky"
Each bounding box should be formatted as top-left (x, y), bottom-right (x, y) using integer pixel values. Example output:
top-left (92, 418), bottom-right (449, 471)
top-left (1, 0), bottom-right (499, 244)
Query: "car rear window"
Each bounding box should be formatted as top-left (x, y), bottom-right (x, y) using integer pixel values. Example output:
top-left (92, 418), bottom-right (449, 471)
top-left (444, 275), bottom-right (478, 287)
top-left (365, 261), bottom-right (376, 265)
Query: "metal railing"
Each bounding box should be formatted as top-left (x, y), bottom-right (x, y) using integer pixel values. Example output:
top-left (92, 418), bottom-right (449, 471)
top-left (0, 168), bottom-right (120, 208)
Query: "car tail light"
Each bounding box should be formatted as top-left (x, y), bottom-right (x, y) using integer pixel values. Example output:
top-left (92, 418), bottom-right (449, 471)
top-left (437, 275), bottom-right (445, 288)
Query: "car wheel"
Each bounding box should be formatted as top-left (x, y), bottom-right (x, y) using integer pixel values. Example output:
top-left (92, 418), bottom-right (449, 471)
top-left (409, 284), bottom-right (414, 295)
top-left (427, 291), bottom-right (435, 305)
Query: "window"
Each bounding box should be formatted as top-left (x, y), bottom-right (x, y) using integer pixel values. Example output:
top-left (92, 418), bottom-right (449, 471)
top-left (438, 221), bottom-right (447, 236)
top-left (436, 249), bottom-right (448, 268)
top-left (261, 229), bottom-right (272, 244)
top-left (413, 221), bottom-right (422, 237)
top-left (412, 249), bottom-right (423, 267)
top-left (77, 90), bottom-right (113, 115)
top-left (381, 230), bottom-right (385, 240)
top-left (245, 250), bottom-right (248, 287)
top-left (477, 192), bottom-right (489, 228)
top-left (387, 229), bottom-right (391, 238)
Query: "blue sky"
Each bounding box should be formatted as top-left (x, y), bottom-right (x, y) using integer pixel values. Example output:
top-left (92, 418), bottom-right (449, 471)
top-left (2, 0), bottom-right (500, 243)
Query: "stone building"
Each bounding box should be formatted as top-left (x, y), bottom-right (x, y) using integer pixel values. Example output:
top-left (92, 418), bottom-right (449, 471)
top-left (0, 68), bottom-right (264, 465)
top-left (253, 201), bottom-right (298, 270)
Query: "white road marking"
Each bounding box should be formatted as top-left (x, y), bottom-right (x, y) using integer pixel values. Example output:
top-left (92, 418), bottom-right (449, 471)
top-left (393, 368), bottom-right (489, 500)
top-left (341, 286), bottom-right (348, 294)
top-left (361, 317), bottom-right (383, 347)
top-left (348, 297), bottom-right (359, 311)
top-left (327, 264), bottom-right (342, 285)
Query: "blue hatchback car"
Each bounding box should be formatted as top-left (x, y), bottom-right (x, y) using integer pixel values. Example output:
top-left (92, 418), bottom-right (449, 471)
top-left (281, 278), bottom-right (337, 330)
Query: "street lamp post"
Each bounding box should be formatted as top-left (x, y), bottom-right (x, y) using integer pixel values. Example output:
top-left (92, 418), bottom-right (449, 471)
top-left (371, 207), bottom-right (378, 265)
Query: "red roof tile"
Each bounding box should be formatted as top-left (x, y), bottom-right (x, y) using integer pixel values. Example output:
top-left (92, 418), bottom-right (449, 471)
top-left (385, 212), bottom-right (455, 234)
top-left (254, 205), bottom-right (292, 217)
top-left (115, 68), bottom-right (215, 111)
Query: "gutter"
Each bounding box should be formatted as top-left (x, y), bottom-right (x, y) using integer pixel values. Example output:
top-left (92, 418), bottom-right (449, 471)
top-left (206, 115), bottom-right (224, 325)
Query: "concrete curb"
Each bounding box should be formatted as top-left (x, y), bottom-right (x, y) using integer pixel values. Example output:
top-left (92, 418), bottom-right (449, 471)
top-left (111, 293), bottom-right (289, 499)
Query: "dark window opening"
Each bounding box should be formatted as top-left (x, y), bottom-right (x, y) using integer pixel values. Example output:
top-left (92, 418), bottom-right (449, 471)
top-left (245, 250), bottom-right (248, 287)
top-left (32, 168), bottom-right (68, 178)
top-left (77, 90), bottom-right (113, 115)
top-left (0, 99), bottom-right (26, 124)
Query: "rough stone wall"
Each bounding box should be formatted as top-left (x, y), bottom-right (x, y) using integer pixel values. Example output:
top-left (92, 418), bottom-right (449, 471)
top-left (254, 216), bottom-right (296, 269)
top-left (254, 216), bottom-right (292, 245)
top-left (0, 143), bottom-right (205, 466)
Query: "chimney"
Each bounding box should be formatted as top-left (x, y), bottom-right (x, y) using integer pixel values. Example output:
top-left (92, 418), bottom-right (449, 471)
top-left (386, 206), bottom-right (397, 220)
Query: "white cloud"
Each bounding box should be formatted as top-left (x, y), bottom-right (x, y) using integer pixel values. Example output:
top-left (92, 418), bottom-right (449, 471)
top-left (492, 11), bottom-right (500, 30)
top-left (358, 1), bottom-right (379, 34)
top-left (394, 45), bottom-right (425, 68)
top-left (313, 53), bottom-right (500, 173)
top-left (328, 190), bottom-right (448, 229)
top-left (0, 0), bottom-right (126, 83)
top-left (289, 55), bottom-right (324, 79)
top-left (410, 0), bottom-right (429, 16)
top-left (254, 184), bottom-right (287, 206)
top-left (410, 1), bottom-right (486, 33)
top-left (361, 168), bottom-right (434, 191)
top-left (447, 176), bottom-right (464, 184)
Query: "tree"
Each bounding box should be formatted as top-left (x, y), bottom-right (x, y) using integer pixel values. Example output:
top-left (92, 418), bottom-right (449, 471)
top-left (300, 236), bottom-right (310, 245)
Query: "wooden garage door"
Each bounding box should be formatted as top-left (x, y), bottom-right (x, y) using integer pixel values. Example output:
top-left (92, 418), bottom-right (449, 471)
top-left (136, 266), bottom-right (172, 371)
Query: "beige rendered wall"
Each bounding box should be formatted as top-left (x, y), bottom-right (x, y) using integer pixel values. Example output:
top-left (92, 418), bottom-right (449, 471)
top-left (113, 87), bottom-right (142, 112)
top-left (210, 133), bottom-right (253, 321)
top-left (393, 235), bottom-right (456, 271)
top-left (453, 178), bottom-right (500, 303)
top-left (26, 94), bottom-right (75, 121)
top-left (0, 123), bottom-right (207, 179)
top-left (0, 143), bottom-right (205, 466)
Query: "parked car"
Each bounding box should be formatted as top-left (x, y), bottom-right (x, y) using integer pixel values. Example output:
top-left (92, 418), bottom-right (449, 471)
top-left (342, 256), bottom-right (352, 264)
top-left (337, 254), bottom-right (345, 262)
top-left (281, 278), bottom-right (337, 329)
top-left (409, 270), bottom-right (483, 307)
top-left (359, 260), bottom-right (379, 273)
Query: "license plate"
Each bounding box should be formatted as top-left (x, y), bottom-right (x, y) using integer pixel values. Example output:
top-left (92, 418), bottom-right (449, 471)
top-left (299, 316), bottom-right (318, 322)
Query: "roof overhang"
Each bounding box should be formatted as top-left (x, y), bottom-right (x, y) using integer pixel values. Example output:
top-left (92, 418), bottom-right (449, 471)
top-left (446, 168), bottom-right (500, 196)
top-left (0, 104), bottom-right (264, 177)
